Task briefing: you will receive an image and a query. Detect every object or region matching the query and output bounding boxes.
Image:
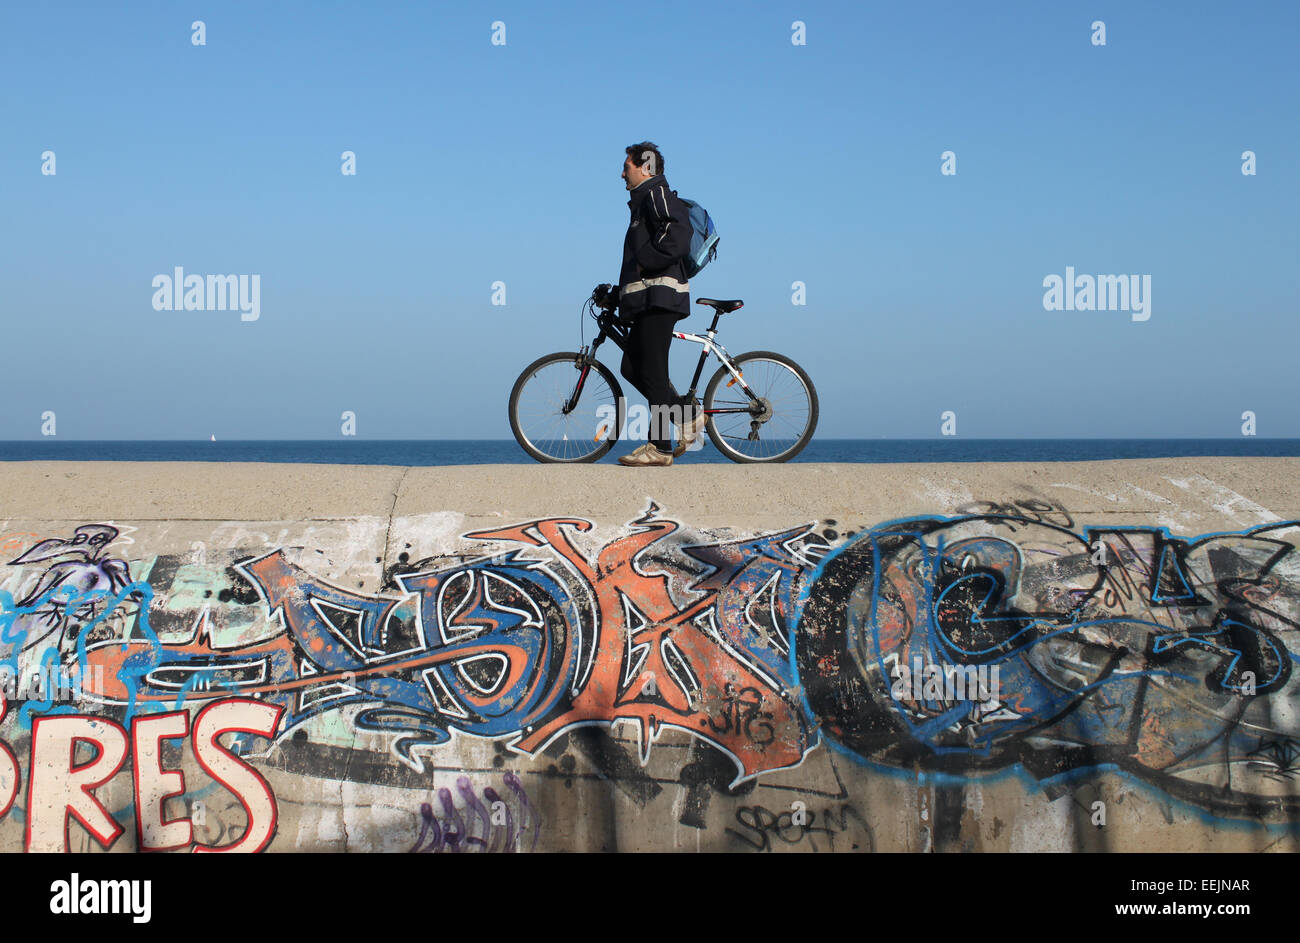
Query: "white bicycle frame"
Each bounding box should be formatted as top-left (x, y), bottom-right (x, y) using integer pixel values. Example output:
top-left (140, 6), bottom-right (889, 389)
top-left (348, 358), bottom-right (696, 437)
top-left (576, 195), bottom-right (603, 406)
top-left (671, 328), bottom-right (757, 400)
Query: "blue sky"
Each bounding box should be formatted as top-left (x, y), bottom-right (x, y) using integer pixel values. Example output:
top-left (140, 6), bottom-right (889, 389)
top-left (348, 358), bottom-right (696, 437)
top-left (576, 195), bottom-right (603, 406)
top-left (2, 0), bottom-right (1296, 439)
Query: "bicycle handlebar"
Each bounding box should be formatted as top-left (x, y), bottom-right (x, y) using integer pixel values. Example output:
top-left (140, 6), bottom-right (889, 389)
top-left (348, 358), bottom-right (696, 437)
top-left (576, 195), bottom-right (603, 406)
top-left (591, 283), bottom-right (618, 312)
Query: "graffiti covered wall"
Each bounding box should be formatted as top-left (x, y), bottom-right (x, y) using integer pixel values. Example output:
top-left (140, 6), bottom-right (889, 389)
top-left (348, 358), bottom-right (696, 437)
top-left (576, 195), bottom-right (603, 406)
top-left (2, 493), bottom-right (1299, 852)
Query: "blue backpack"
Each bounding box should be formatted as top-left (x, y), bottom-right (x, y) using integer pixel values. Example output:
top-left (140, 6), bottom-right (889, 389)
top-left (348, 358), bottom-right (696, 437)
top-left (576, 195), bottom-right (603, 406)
top-left (676, 193), bottom-right (719, 278)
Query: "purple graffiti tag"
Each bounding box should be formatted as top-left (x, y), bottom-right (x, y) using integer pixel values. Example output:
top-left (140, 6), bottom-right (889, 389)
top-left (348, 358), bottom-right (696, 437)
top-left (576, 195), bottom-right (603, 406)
top-left (505, 771), bottom-right (540, 854)
top-left (409, 772), bottom-right (539, 853)
top-left (409, 802), bottom-right (442, 853)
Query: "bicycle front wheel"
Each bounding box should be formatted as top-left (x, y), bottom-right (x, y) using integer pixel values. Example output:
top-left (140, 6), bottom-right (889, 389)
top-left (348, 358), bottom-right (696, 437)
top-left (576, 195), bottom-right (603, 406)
top-left (703, 351), bottom-right (818, 463)
top-left (509, 352), bottom-right (625, 463)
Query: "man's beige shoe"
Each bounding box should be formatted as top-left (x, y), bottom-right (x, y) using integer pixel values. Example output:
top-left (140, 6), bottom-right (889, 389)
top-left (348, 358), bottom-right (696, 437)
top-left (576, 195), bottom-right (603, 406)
top-left (618, 443), bottom-right (674, 467)
top-left (673, 408), bottom-right (708, 457)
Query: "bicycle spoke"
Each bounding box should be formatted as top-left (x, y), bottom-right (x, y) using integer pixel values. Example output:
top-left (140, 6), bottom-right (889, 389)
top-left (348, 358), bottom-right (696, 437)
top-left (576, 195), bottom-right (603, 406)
top-left (705, 355), bottom-right (815, 462)
top-left (512, 357), bottom-right (620, 462)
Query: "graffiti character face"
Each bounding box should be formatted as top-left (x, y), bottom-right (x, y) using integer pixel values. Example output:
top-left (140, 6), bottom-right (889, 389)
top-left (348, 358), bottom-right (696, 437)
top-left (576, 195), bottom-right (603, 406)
top-left (10, 524), bottom-right (120, 565)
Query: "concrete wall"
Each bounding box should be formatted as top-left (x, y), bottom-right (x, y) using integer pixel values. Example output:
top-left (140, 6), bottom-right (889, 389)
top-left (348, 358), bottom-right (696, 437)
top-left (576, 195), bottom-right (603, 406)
top-left (1, 458), bottom-right (1298, 852)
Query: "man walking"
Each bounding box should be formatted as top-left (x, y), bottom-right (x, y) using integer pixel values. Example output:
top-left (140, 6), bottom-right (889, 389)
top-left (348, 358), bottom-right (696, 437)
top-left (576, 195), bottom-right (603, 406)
top-left (607, 142), bottom-right (706, 467)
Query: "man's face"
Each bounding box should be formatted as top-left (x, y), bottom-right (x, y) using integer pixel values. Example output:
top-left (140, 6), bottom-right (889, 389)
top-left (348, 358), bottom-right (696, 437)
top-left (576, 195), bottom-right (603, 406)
top-left (622, 155), bottom-right (651, 191)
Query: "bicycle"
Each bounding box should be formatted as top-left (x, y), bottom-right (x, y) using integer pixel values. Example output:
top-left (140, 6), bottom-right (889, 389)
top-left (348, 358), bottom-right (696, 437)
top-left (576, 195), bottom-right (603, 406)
top-left (509, 288), bottom-right (818, 463)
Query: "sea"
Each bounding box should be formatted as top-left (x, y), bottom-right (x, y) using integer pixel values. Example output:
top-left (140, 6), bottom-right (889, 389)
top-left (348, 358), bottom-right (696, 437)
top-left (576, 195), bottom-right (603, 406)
top-left (1, 439), bottom-right (1298, 465)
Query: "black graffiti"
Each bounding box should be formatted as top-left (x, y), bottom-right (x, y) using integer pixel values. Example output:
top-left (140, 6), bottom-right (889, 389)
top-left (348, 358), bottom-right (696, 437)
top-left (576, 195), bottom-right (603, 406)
top-left (677, 739), bottom-right (758, 829)
top-left (954, 497), bottom-right (1074, 529)
top-left (707, 684), bottom-right (774, 745)
top-left (796, 516), bottom-right (1300, 821)
top-left (725, 802), bottom-right (874, 852)
top-left (1246, 738), bottom-right (1300, 781)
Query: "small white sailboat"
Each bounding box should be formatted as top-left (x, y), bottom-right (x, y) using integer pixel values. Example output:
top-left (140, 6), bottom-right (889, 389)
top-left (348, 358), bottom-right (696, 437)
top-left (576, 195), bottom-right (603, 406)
top-left (210, 434), bottom-right (216, 442)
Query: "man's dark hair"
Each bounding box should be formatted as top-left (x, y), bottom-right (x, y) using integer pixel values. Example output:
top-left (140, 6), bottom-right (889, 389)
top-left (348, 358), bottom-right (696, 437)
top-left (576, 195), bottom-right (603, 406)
top-left (626, 141), bottom-right (664, 177)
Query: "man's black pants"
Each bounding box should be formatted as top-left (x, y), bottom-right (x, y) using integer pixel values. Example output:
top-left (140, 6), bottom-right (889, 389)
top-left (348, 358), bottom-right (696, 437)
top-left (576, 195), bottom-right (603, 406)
top-left (619, 307), bottom-right (692, 453)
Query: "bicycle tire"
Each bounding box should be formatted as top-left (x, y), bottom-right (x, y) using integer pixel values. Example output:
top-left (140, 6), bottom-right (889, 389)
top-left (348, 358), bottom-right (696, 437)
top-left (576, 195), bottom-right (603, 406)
top-left (702, 350), bottom-right (818, 463)
top-left (509, 352), bottom-right (626, 463)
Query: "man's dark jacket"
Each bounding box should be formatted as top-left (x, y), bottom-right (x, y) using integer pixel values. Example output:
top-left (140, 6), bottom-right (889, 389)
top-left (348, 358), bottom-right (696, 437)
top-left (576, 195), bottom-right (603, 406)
top-left (616, 174), bottom-right (692, 319)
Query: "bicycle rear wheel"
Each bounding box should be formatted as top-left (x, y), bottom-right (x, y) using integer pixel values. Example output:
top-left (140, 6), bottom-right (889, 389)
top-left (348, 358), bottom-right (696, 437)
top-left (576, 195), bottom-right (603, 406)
top-left (703, 351), bottom-right (818, 463)
top-left (509, 352), bottom-right (625, 463)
